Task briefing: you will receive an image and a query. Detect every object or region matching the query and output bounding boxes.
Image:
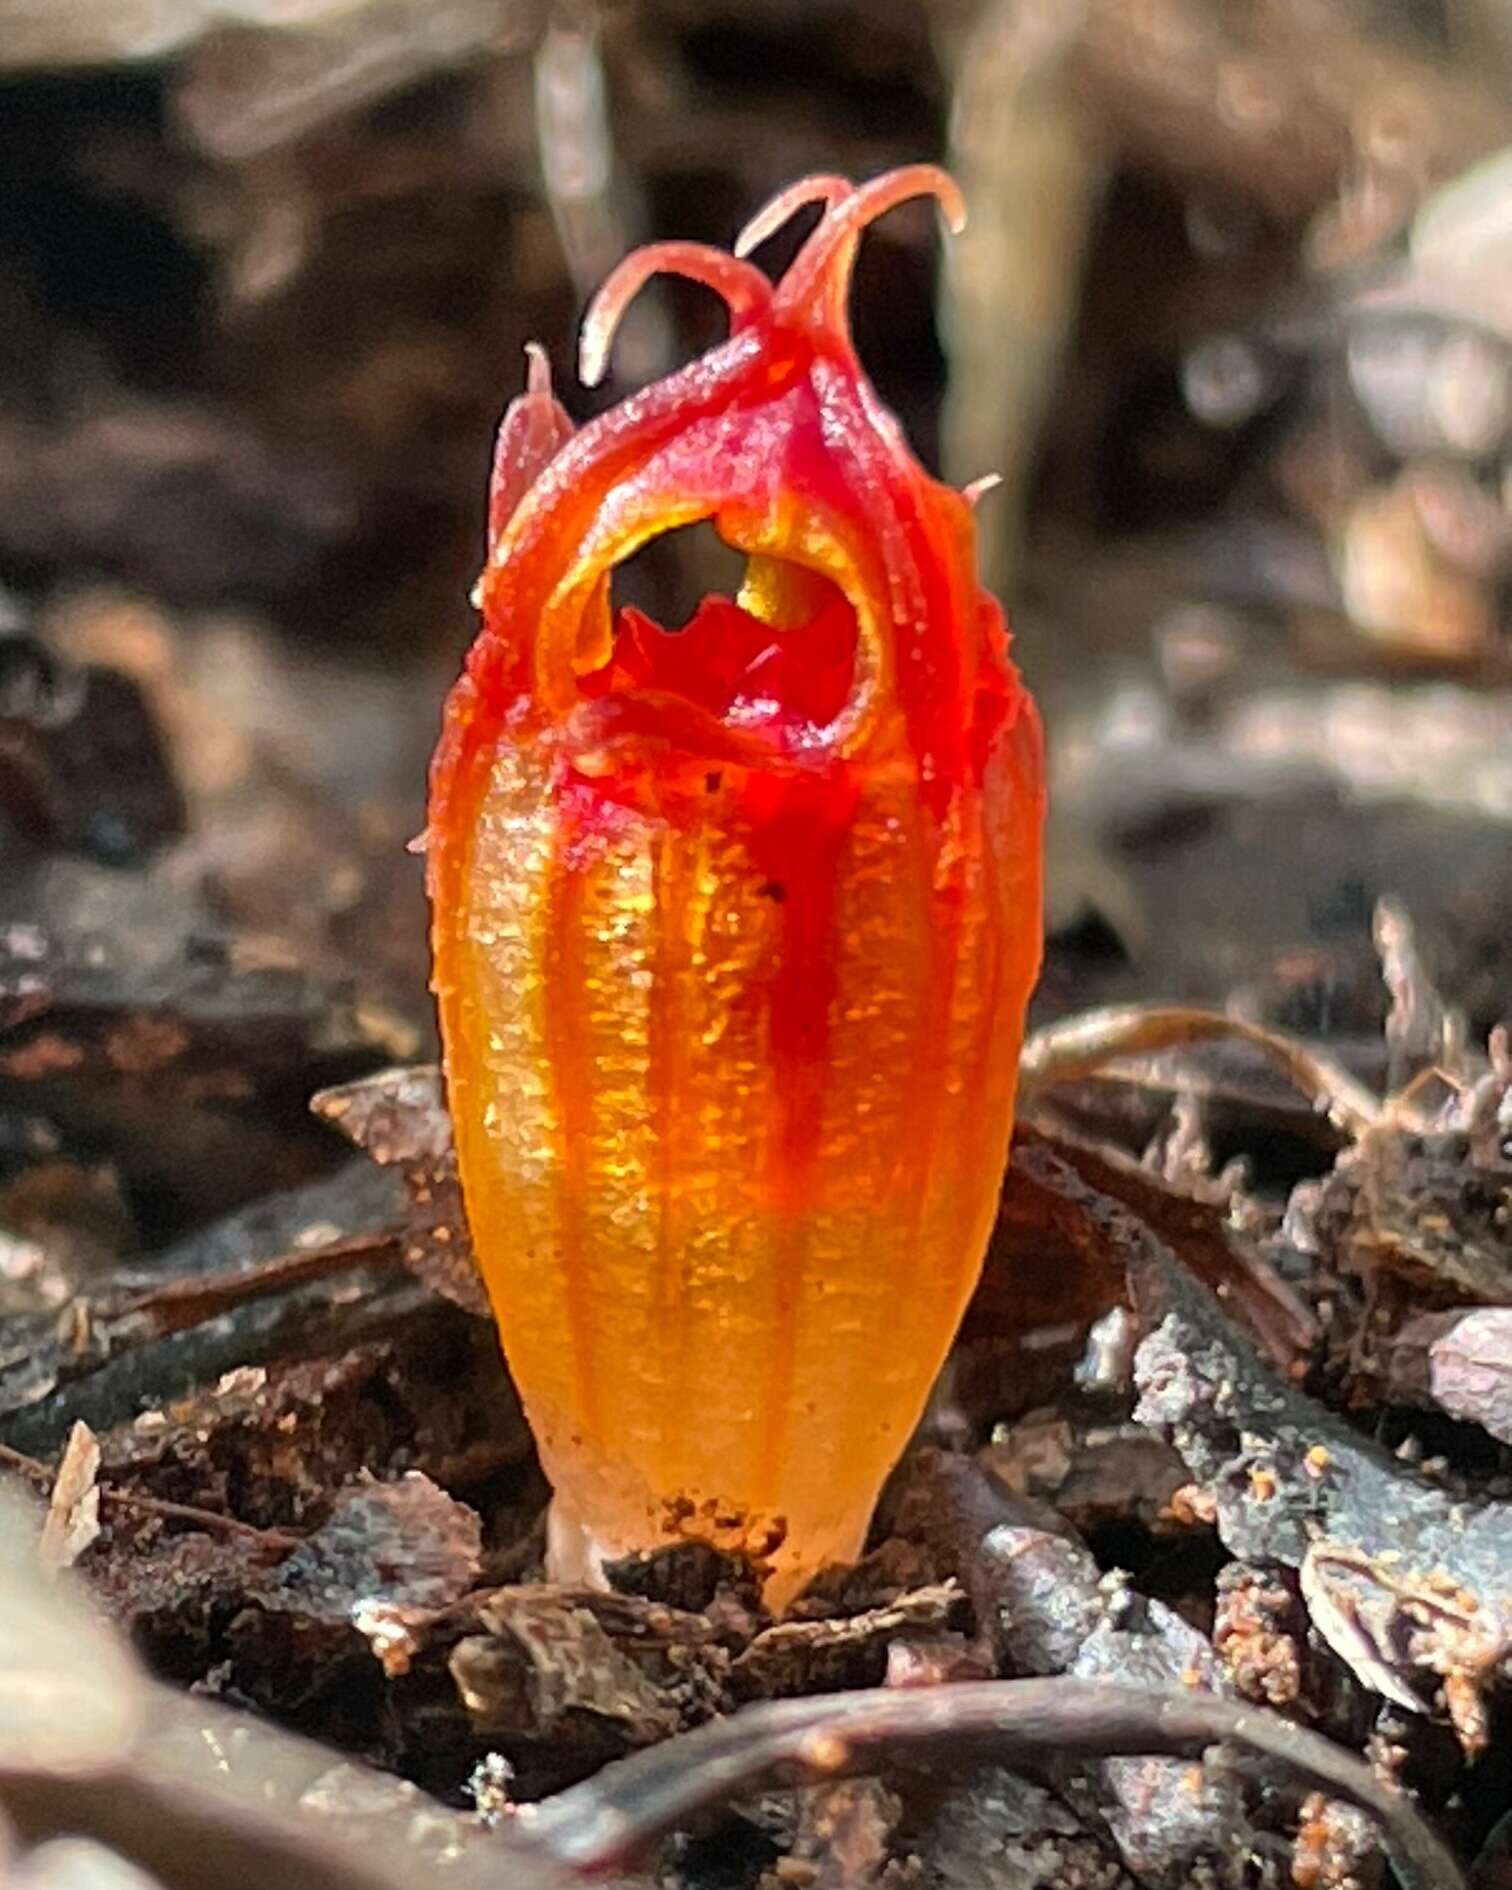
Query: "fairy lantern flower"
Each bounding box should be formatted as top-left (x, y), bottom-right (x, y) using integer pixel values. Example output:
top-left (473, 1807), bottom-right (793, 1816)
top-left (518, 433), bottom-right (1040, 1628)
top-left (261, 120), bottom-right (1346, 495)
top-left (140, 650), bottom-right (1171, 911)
top-left (428, 168), bottom-right (1044, 1604)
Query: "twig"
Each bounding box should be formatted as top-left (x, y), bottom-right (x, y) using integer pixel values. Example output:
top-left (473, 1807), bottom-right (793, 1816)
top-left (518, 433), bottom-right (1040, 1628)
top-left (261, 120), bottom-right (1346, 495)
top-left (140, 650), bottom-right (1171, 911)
top-left (0, 1440), bottom-right (52, 1489)
top-left (1020, 1003), bottom-right (1381, 1137)
top-left (107, 1230), bottom-right (403, 1337)
top-left (520, 1678), bottom-right (1464, 1890)
top-left (0, 1441), bottom-right (300, 1554)
top-left (102, 1490), bottom-right (299, 1554)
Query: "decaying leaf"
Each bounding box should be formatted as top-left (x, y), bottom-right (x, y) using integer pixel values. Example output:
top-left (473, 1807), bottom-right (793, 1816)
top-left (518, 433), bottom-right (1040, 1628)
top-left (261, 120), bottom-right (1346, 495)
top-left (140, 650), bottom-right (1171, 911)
top-left (1301, 1540), bottom-right (1505, 1751)
top-left (450, 1587), bottom-right (700, 1749)
top-left (729, 1584), bottom-right (965, 1703)
top-left (1388, 1307), bottom-right (1512, 1446)
top-left (1294, 1118), bottom-right (1512, 1305)
top-left (313, 1066), bottom-right (486, 1318)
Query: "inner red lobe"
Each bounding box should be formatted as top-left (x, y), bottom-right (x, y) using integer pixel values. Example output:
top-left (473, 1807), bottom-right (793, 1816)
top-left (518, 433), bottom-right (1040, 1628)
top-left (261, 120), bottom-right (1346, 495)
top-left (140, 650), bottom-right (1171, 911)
top-left (584, 590), bottom-right (858, 738)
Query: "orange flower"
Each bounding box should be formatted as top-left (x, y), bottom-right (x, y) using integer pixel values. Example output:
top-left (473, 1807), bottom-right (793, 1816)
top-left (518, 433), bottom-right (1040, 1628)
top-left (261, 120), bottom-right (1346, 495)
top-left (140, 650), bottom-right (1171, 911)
top-left (428, 169), bottom-right (1044, 1603)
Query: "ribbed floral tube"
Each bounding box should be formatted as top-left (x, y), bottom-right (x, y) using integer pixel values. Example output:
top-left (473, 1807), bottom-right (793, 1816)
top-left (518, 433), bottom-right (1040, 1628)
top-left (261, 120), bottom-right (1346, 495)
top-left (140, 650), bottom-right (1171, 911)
top-left (428, 169), bottom-right (1045, 1605)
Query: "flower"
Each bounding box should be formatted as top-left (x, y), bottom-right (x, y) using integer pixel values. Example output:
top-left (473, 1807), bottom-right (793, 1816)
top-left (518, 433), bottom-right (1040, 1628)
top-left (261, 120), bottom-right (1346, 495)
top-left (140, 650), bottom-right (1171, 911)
top-left (428, 169), bottom-right (1044, 1604)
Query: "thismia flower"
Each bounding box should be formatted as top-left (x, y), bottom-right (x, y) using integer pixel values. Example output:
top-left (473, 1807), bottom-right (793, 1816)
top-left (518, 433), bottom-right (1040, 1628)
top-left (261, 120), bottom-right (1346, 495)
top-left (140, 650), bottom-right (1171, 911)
top-left (428, 168), bottom-right (1044, 1604)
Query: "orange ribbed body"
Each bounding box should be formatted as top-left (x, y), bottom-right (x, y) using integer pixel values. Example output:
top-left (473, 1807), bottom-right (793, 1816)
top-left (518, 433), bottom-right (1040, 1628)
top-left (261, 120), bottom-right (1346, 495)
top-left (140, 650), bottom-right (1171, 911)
top-left (428, 171), bottom-right (1044, 1603)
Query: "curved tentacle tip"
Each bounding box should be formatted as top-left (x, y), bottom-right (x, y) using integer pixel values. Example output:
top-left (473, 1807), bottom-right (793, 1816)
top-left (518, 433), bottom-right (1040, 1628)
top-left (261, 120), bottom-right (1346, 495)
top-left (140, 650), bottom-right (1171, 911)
top-left (771, 164), bottom-right (968, 321)
top-left (836, 164), bottom-right (967, 245)
top-left (938, 180), bottom-right (969, 237)
top-left (576, 170), bottom-right (969, 391)
top-left (523, 339), bottom-right (553, 396)
top-left (733, 174), bottom-right (853, 258)
top-left (578, 239), bottom-right (773, 390)
top-left (577, 322), bottom-right (612, 392)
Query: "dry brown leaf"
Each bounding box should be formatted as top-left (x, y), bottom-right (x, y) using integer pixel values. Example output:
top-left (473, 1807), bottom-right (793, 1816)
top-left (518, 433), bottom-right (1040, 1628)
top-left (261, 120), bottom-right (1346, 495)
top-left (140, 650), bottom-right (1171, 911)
top-left (37, 1421), bottom-right (101, 1575)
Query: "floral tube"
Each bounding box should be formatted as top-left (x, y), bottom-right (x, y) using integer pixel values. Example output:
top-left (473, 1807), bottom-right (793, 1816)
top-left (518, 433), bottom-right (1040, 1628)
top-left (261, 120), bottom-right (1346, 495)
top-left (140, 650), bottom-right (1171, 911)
top-left (428, 169), bottom-right (1044, 1604)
